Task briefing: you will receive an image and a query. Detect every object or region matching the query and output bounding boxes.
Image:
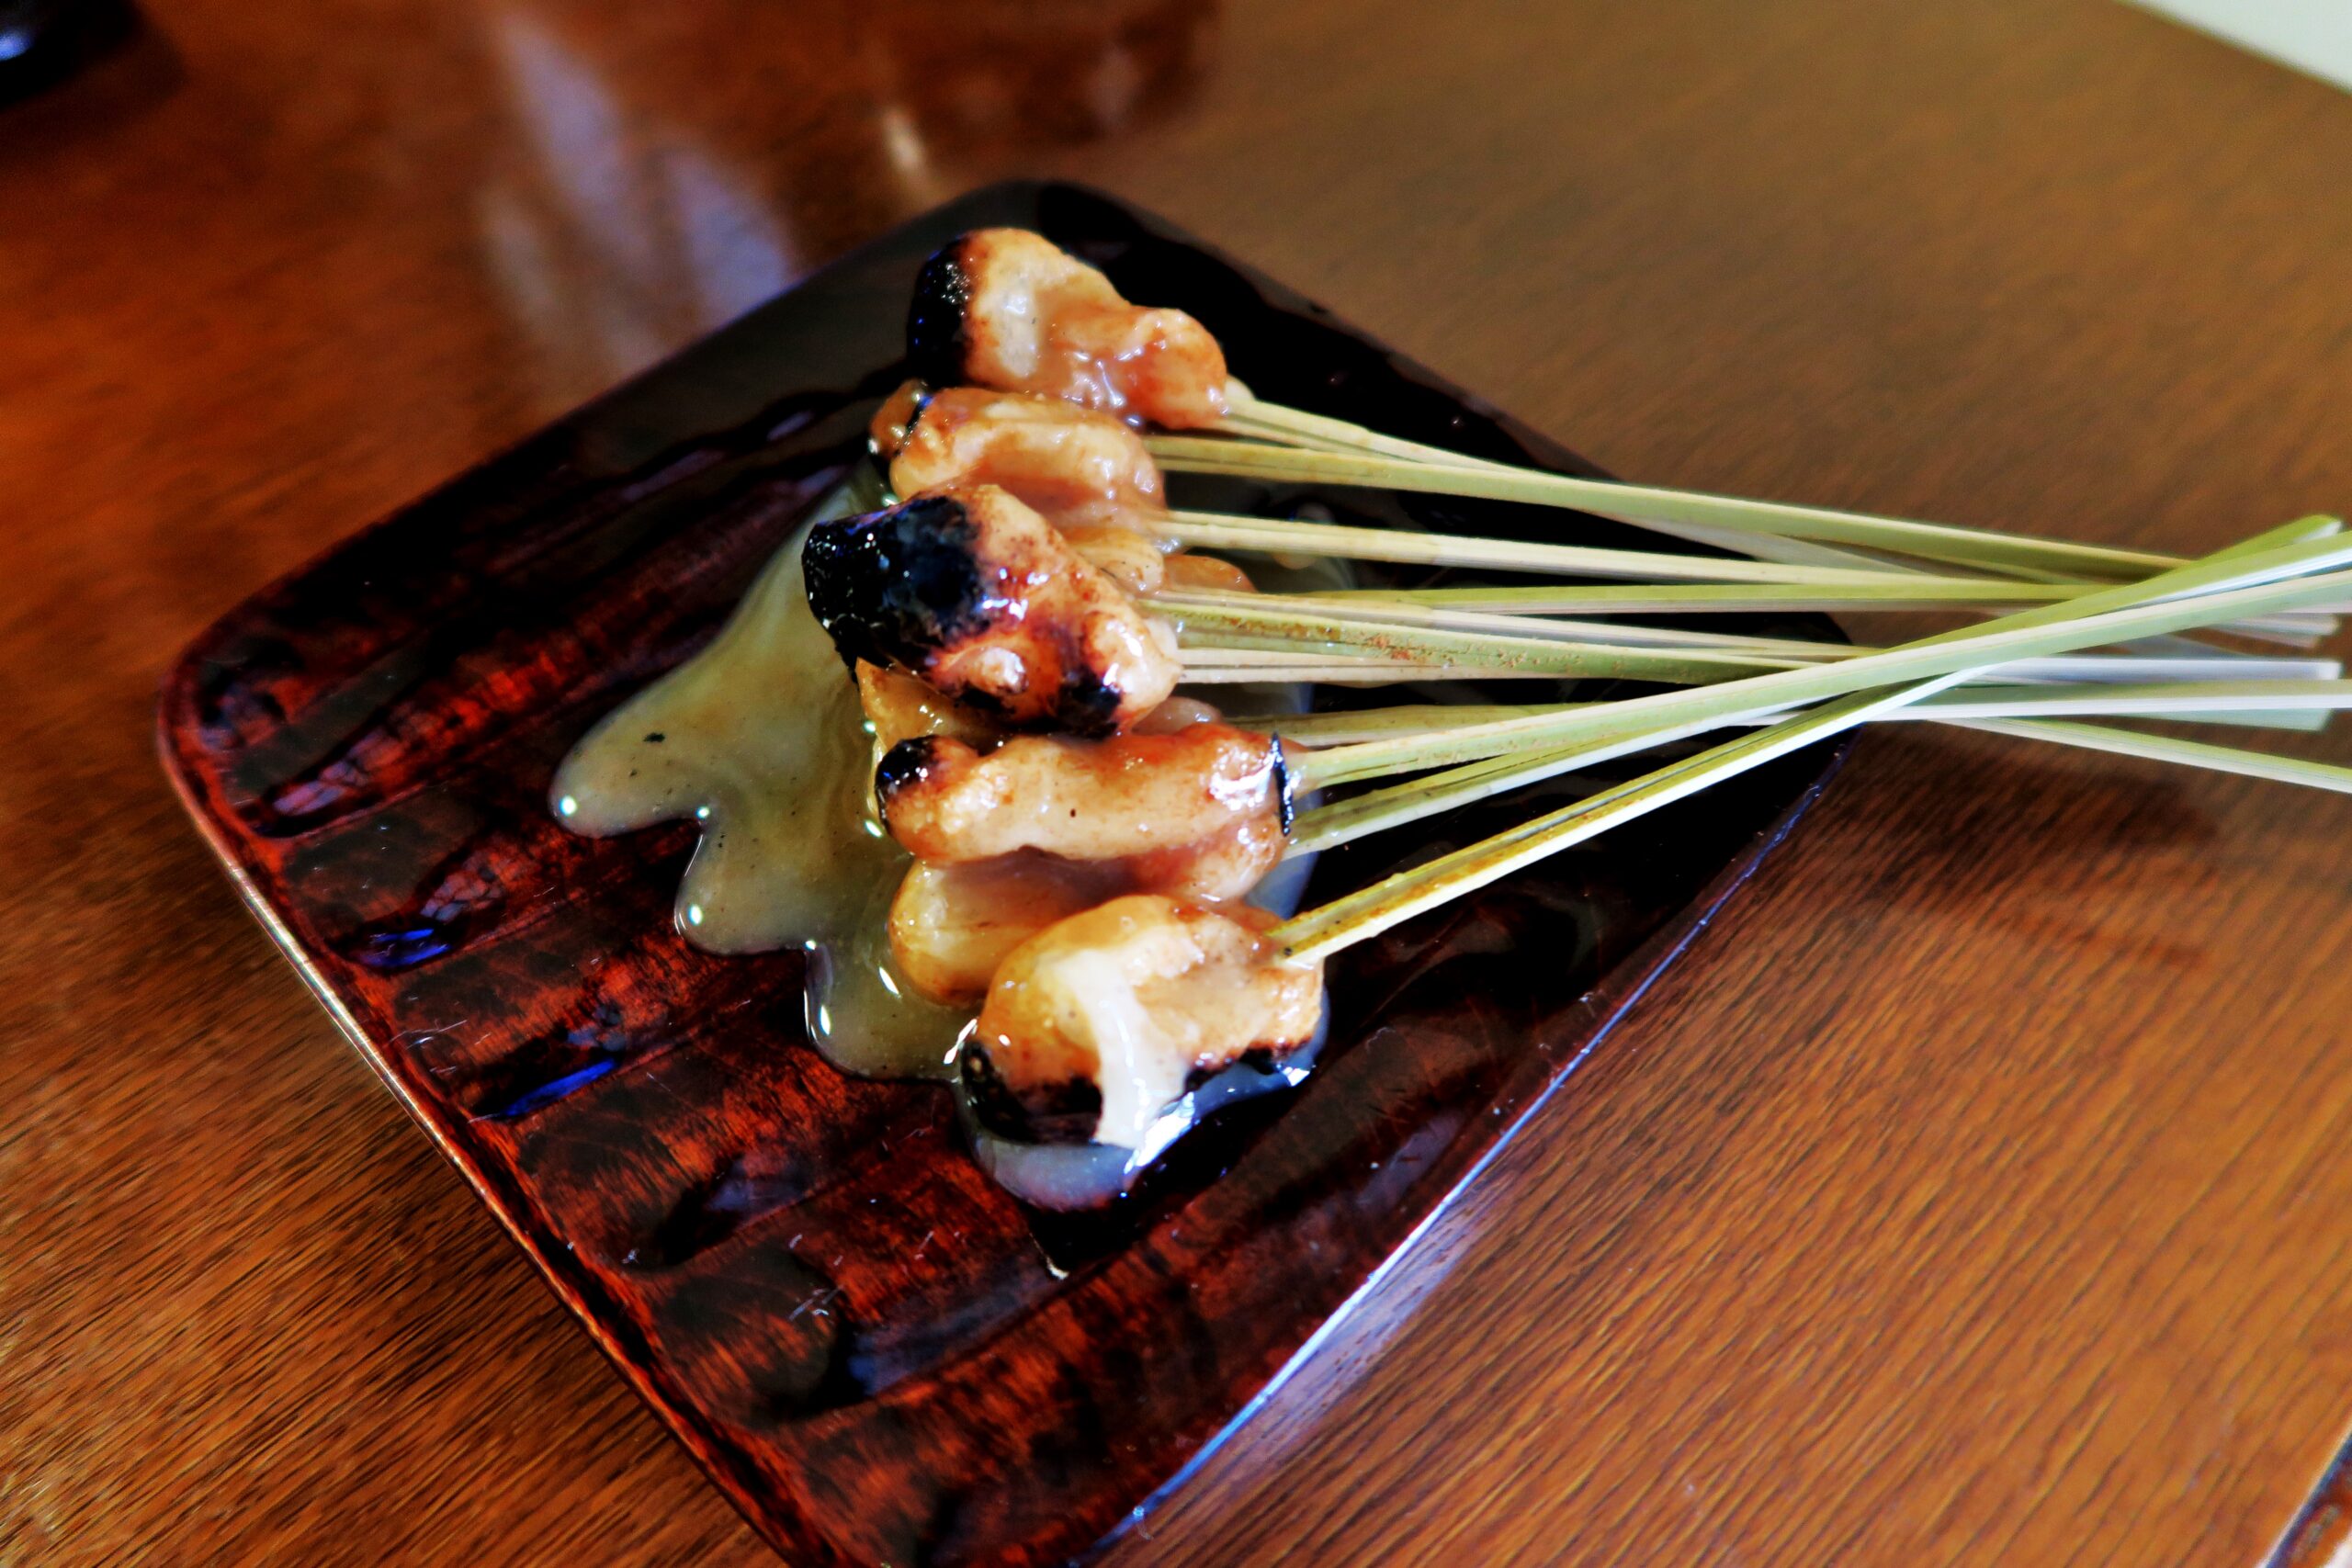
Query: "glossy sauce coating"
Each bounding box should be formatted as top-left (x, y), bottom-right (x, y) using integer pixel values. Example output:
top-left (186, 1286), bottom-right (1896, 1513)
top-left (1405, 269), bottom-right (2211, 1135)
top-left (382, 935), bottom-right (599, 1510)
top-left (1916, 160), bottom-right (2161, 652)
top-left (876, 717), bottom-right (1288, 1006)
top-left (876, 384), bottom-right (1170, 529)
top-left (874, 383), bottom-right (1174, 591)
top-left (888, 853), bottom-right (1128, 1008)
top-left (875, 723), bottom-right (1287, 864)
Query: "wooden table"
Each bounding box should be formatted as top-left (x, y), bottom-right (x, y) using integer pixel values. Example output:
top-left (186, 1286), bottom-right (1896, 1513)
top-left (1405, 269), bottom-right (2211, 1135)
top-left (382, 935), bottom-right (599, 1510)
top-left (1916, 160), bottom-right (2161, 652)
top-left (6, 0), bottom-right (2351, 1562)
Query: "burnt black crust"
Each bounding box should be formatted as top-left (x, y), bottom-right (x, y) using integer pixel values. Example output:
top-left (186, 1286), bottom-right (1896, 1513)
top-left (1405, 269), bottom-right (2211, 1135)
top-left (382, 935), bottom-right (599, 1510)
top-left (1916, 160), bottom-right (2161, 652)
top-left (1269, 738), bottom-right (1296, 834)
top-left (1052, 669), bottom-right (1123, 739)
top-left (906, 237), bottom-right (975, 388)
top-left (960, 1043), bottom-right (1102, 1145)
top-left (802, 497), bottom-right (993, 676)
top-left (873, 735), bottom-right (945, 818)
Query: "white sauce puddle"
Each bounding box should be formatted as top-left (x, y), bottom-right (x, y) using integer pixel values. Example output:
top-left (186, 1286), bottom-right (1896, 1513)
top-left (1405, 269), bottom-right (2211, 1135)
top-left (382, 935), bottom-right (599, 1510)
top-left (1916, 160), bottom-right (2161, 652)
top-left (551, 486), bottom-right (968, 1080)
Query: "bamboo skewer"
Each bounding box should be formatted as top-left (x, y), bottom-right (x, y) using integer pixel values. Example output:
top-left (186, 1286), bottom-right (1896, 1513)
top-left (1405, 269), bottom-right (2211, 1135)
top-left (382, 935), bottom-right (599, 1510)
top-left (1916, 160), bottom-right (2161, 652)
top-left (1159, 505), bottom-right (2339, 658)
top-left (1290, 723), bottom-right (1794, 854)
top-left (1207, 384), bottom-right (2173, 582)
top-left (1272, 678), bottom-right (1968, 960)
top-left (1170, 611), bottom-right (1797, 679)
top-left (1254, 682), bottom-right (2352, 750)
top-left (1216, 398), bottom-right (2352, 659)
top-left (1159, 590), bottom-right (2343, 685)
top-left (1947, 717), bottom-right (2352, 795)
top-left (1294, 701), bottom-right (2352, 852)
top-left (1154, 587), bottom-right (1845, 656)
top-left (1281, 679), bottom-right (2352, 854)
top-left (1219, 400), bottom-right (1938, 575)
top-left (1284, 568), bottom-right (2350, 786)
top-left (1272, 521), bottom-right (2349, 883)
top-left (1291, 524), bottom-right (2352, 791)
top-left (1178, 647), bottom-right (2338, 700)
top-left (1174, 638), bottom-right (1779, 682)
top-left (1287, 580), bottom-right (2082, 613)
top-left (1153, 435), bottom-right (2170, 582)
top-left (1158, 510), bottom-right (1962, 588)
top-left (1183, 649), bottom-right (2335, 693)
top-left (1266, 583), bottom-right (2339, 642)
top-left (1270, 535), bottom-right (2352, 954)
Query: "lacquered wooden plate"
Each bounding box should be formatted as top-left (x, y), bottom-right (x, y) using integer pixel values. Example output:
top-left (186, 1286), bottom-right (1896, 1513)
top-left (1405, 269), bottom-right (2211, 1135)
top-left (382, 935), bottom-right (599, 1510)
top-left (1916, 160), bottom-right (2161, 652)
top-left (158, 182), bottom-right (1847, 1567)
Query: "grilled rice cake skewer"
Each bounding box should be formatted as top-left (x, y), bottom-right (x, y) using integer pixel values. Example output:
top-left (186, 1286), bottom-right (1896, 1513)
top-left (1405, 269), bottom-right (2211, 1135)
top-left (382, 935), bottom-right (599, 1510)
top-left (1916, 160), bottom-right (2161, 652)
top-left (963, 894), bottom-right (1325, 1148)
top-left (871, 381), bottom-right (1270, 596)
top-left (907, 228), bottom-right (1229, 429)
top-left (804, 486), bottom-right (1182, 736)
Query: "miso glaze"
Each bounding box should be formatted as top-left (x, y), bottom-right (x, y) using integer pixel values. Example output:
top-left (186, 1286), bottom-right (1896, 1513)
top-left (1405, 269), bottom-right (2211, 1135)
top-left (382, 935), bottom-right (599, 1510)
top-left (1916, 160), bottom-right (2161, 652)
top-left (551, 495), bottom-right (969, 1079)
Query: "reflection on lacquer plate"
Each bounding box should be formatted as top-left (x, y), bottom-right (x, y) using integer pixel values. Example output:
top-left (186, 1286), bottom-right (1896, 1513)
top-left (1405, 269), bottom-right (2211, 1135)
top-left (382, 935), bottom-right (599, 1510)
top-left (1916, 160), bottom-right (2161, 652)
top-left (470, 0), bottom-right (1216, 400)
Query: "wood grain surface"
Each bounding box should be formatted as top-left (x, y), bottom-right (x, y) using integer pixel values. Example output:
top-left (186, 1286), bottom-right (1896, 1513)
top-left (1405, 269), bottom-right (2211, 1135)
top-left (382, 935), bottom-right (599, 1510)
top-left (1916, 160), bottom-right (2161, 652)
top-left (5, 1), bottom-right (2350, 1563)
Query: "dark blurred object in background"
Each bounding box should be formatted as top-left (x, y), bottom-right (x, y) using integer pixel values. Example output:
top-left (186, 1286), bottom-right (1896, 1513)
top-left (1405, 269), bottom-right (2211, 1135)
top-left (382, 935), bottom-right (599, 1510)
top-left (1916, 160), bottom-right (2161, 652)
top-left (0, 0), bottom-right (131, 104)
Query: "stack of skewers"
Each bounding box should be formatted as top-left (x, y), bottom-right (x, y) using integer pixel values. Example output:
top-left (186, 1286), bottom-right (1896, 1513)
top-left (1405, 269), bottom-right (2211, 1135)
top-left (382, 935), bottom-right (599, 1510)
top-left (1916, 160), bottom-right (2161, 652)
top-left (798, 228), bottom-right (2352, 1179)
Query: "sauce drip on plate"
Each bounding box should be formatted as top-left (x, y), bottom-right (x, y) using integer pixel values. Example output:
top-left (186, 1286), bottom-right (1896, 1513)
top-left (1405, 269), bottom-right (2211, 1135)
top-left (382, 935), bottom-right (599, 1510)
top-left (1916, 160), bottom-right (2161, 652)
top-left (551, 493), bottom-right (969, 1080)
